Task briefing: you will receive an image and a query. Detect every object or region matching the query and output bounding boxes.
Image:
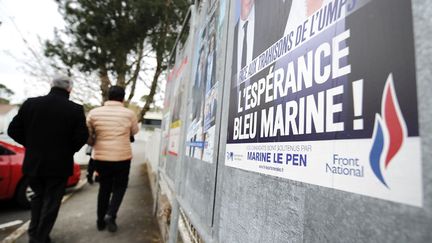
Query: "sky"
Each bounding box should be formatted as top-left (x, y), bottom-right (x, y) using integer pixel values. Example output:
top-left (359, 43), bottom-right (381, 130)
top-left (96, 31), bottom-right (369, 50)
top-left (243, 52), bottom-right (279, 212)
top-left (0, 0), bottom-right (64, 103)
top-left (0, 0), bottom-right (156, 106)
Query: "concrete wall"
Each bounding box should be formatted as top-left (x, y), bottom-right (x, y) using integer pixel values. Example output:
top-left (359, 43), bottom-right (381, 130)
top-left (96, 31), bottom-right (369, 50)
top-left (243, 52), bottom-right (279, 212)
top-left (141, 128), bottom-right (162, 172)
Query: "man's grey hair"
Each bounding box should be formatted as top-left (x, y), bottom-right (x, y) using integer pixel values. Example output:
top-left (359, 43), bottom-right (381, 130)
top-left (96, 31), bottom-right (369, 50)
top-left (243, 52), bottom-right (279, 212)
top-left (52, 75), bottom-right (73, 91)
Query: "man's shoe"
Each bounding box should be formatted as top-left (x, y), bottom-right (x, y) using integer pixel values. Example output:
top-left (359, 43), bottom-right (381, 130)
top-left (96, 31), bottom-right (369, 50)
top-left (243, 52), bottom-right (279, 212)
top-left (97, 219), bottom-right (106, 231)
top-left (105, 215), bottom-right (118, 233)
top-left (87, 174), bottom-right (94, 184)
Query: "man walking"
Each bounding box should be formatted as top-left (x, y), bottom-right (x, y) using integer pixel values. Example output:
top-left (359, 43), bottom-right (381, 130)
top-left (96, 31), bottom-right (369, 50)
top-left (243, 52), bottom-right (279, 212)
top-left (86, 86), bottom-right (139, 232)
top-left (8, 76), bottom-right (89, 243)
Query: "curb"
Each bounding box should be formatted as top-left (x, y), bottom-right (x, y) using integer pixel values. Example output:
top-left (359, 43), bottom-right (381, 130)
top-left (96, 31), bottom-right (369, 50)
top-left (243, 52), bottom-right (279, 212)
top-left (2, 179), bottom-right (87, 243)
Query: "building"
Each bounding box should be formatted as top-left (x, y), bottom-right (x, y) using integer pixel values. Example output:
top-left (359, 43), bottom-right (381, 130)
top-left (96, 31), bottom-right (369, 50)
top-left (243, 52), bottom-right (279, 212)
top-left (0, 104), bottom-right (18, 134)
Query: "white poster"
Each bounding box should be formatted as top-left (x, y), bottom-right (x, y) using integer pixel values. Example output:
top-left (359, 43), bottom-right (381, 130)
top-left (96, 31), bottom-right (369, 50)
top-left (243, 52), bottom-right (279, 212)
top-left (225, 0), bottom-right (422, 206)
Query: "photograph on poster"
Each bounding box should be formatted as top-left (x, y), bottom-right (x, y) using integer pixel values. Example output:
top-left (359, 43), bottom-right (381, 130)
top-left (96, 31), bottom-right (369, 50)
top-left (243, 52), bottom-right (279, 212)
top-left (186, 7), bottom-right (219, 163)
top-left (226, 0), bottom-right (422, 206)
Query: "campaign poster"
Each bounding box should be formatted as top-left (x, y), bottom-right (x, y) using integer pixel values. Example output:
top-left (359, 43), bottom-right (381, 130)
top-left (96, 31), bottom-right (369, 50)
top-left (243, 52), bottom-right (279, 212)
top-left (161, 65), bottom-right (174, 160)
top-left (167, 56), bottom-right (188, 156)
top-left (225, 0), bottom-right (422, 206)
top-left (186, 6), bottom-right (219, 163)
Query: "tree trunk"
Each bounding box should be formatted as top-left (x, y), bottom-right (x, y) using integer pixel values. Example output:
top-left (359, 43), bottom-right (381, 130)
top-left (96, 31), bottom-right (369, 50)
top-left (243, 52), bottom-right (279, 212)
top-left (117, 72), bottom-right (126, 87)
top-left (99, 66), bottom-right (111, 103)
top-left (126, 43), bottom-right (145, 105)
top-left (138, 55), bottom-right (163, 122)
top-left (115, 50), bottom-right (128, 87)
top-left (138, 0), bottom-right (172, 121)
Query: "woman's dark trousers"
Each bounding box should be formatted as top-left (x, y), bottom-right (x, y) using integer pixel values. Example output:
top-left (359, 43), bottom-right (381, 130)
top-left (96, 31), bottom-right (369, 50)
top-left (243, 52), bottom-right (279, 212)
top-left (95, 160), bottom-right (131, 221)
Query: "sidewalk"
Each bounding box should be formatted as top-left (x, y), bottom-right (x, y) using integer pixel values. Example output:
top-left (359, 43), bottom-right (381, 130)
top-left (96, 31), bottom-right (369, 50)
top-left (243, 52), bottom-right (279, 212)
top-left (15, 147), bottom-right (161, 243)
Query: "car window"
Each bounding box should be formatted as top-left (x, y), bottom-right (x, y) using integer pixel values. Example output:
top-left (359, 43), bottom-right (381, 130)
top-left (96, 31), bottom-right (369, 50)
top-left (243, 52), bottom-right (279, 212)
top-left (0, 145), bottom-right (15, 155)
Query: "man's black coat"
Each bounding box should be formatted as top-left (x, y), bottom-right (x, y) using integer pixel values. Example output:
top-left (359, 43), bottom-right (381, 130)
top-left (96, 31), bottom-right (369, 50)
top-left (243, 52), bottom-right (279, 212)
top-left (8, 87), bottom-right (89, 177)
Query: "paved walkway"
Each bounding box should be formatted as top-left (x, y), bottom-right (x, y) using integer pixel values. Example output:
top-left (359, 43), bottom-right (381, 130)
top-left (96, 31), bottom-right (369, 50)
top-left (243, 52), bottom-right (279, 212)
top-left (16, 142), bottom-right (161, 243)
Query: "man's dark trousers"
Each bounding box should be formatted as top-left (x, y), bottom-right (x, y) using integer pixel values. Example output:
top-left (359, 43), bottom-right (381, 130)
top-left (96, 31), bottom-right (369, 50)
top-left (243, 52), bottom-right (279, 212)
top-left (96, 160), bottom-right (131, 221)
top-left (28, 176), bottom-right (68, 243)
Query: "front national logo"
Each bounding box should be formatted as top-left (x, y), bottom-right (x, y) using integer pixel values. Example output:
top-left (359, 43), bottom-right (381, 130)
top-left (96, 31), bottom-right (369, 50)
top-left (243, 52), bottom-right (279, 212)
top-left (369, 74), bottom-right (407, 188)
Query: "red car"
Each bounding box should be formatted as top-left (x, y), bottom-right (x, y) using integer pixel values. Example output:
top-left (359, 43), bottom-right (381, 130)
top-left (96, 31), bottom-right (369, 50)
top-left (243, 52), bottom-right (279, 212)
top-left (0, 140), bottom-right (81, 208)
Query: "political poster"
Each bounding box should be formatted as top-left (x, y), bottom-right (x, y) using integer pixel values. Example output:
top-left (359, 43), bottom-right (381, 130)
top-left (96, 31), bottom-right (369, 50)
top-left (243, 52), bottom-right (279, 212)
top-left (167, 56), bottom-right (188, 156)
top-left (186, 6), bottom-right (219, 163)
top-left (161, 66), bottom-right (173, 159)
top-left (225, 0), bottom-right (422, 206)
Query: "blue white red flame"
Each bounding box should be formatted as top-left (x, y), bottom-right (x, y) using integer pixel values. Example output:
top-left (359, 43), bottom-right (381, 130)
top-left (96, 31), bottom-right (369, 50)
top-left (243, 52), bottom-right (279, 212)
top-left (369, 74), bottom-right (407, 188)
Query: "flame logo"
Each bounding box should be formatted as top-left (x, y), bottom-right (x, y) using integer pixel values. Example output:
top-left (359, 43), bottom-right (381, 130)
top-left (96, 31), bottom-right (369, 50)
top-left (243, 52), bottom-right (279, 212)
top-left (369, 74), bottom-right (407, 188)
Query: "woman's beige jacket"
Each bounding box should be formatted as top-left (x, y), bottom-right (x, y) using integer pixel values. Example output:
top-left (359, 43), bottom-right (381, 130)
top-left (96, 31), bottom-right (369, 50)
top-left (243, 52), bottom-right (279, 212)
top-left (86, 101), bottom-right (139, 161)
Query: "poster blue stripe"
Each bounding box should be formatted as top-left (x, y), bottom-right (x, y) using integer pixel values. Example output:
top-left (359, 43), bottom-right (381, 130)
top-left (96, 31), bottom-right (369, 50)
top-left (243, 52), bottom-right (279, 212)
top-left (369, 121), bottom-right (388, 187)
